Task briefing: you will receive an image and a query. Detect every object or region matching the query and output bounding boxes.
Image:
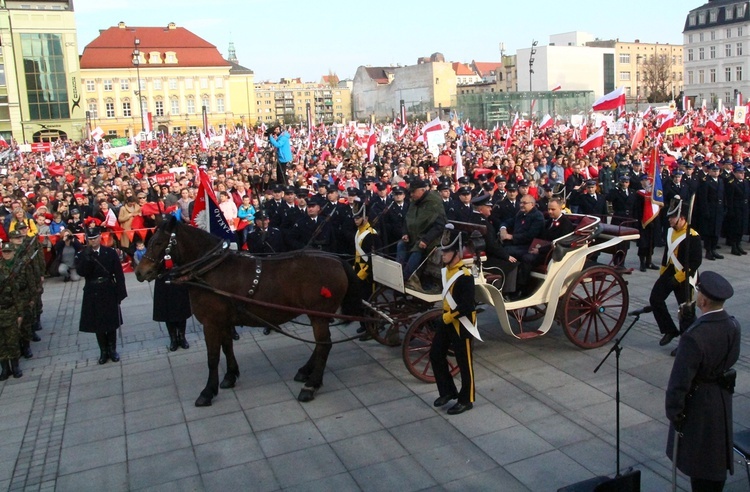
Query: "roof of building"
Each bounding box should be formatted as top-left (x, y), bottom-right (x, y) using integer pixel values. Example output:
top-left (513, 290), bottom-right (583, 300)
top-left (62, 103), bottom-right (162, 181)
top-left (472, 61), bottom-right (502, 77)
top-left (452, 62), bottom-right (476, 76)
top-left (363, 67), bottom-right (395, 84)
top-left (80, 24), bottom-right (231, 69)
top-left (228, 60), bottom-right (254, 75)
top-left (684, 0), bottom-right (750, 32)
top-left (321, 74), bottom-right (340, 85)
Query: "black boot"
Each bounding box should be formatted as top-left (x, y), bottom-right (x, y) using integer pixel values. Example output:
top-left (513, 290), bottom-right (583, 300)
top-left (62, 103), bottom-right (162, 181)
top-left (738, 244), bottom-right (748, 255)
top-left (96, 333), bottom-right (109, 364)
top-left (166, 325), bottom-right (179, 352)
top-left (713, 249), bottom-right (724, 259)
top-left (646, 257), bottom-right (659, 270)
top-left (177, 326), bottom-right (190, 350)
top-left (0, 360), bottom-right (10, 381)
top-left (20, 340), bottom-right (33, 359)
top-left (732, 243), bottom-right (743, 256)
top-left (705, 249), bottom-right (716, 260)
top-left (107, 331), bottom-right (120, 362)
top-left (10, 359), bottom-right (22, 378)
top-left (639, 257), bottom-right (647, 272)
top-left (232, 327), bottom-right (240, 340)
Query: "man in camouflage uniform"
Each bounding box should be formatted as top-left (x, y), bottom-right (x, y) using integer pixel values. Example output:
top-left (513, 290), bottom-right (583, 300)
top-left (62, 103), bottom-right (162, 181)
top-left (0, 242), bottom-right (25, 379)
top-left (8, 228), bottom-right (40, 359)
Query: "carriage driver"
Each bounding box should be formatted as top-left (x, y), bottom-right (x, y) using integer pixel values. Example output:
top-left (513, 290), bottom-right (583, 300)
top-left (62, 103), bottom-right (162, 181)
top-left (430, 224), bottom-right (478, 415)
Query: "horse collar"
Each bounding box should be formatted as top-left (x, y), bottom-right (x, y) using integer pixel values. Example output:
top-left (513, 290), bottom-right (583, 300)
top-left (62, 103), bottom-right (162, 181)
top-left (247, 259), bottom-right (262, 298)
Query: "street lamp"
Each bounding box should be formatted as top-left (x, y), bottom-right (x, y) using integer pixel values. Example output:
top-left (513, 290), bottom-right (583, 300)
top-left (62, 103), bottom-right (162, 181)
top-left (132, 38), bottom-right (145, 133)
top-left (529, 40), bottom-right (538, 92)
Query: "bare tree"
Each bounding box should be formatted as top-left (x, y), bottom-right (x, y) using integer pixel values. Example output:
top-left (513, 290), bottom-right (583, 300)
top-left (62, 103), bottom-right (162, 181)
top-left (641, 54), bottom-right (673, 103)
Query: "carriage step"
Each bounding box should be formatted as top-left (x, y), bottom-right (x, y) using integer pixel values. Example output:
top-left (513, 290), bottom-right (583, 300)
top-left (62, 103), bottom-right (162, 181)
top-left (517, 331), bottom-right (544, 339)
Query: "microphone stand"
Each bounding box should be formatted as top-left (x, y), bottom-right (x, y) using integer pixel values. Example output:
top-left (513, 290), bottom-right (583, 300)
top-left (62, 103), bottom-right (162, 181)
top-left (594, 312), bottom-right (643, 480)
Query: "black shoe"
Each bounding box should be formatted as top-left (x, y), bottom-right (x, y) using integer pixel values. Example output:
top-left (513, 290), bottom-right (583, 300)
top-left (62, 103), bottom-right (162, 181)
top-left (108, 332), bottom-right (120, 362)
top-left (670, 348), bottom-right (678, 357)
top-left (739, 246), bottom-right (748, 255)
top-left (63, 275), bottom-right (70, 282)
top-left (21, 343), bottom-right (33, 359)
top-left (713, 250), bottom-right (724, 259)
top-left (11, 359), bottom-right (22, 378)
top-left (356, 326), bottom-right (366, 334)
top-left (715, 244), bottom-right (722, 249)
top-left (262, 327), bottom-right (271, 336)
top-left (0, 361), bottom-right (10, 381)
top-left (705, 251), bottom-right (716, 261)
top-left (447, 402), bottom-right (473, 415)
top-left (232, 328), bottom-right (240, 340)
top-left (639, 259), bottom-right (647, 272)
top-left (178, 333), bottom-right (190, 350)
top-left (168, 337), bottom-right (178, 352)
top-left (31, 333), bottom-right (41, 342)
top-left (647, 263), bottom-right (659, 270)
top-left (98, 351), bottom-right (109, 365)
top-left (732, 247), bottom-right (743, 256)
top-left (659, 332), bottom-right (678, 346)
top-left (433, 394), bottom-right (457, 407)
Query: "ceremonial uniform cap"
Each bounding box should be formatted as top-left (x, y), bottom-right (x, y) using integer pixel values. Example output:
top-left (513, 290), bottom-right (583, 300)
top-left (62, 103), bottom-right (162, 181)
top-left (696, 271), bottom-right (734, 301)
top-left (482, 182), bottom-right (494, 191)
top-left (471, 193), bottom-right (493, 207)
top-left (86, 226), bottom-right (102, 239)
top-left (284, 186), bottom-right (296, 194)
top-left (457, 176), bottom-right (470, 185)
top-left (307, 195), bottom-right (325, 207)
top-left (254, 211), bottom-right (268, 220)
top-left (14, 222), bottom-right (28, 231)
top-left (586, 179), bottom-right (597, 187)
top-left (375, 182), bottom-right (388, 191)
top-left (326, 185), bottom-right (339, 194)
top-left (733, 164), bottom-right (745, 172)
top-left (708, 163), bottom-right (720, 170)
top-left (542, 183), bottom-right (553, 191)
top-left (506, 182), bottom-right (519, 191)
top-left (271, 184), bottom-right (284, 193)
top-left (437, 182), bottom-right (450, 191)
top-left (8, 230), bottom-right (24, 239)
top-left (518, 179), bottom-right (529, 187)
top-left (440, 223), bottom-right (463, 252)
top-left (391, 186), bottom-right (406, 194)
top-left (457, 186), bottom-right (472, 195)
top-left (408, 179), bottom-right (429, 191)
top-left (494, 175), bottom-right (507, 183)
top-left (71, 208), bottom-right (80, 215)
top-left (296, 187), bottom-right (309, 197)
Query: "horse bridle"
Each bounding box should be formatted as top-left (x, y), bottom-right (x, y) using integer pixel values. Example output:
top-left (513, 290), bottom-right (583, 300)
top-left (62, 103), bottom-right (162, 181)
top-left (142, 231), bottom-right (176, 266)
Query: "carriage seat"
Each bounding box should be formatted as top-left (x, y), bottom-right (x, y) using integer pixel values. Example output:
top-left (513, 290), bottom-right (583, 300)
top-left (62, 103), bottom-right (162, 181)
top-left (598, 223), bottom-right (640, 238)
top-left (531, 215), bottom-right (602, 275)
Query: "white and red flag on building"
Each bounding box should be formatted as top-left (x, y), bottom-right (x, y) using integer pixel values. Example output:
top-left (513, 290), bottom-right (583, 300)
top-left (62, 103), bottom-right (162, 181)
top-left (580, 127), bottom-right (606, 153)
top-left (191, 167), bottom-right (235, 243)
top-left (0, 134), bottom-right (9, 149)
top-left (592, 87), bottom-right (626, 112)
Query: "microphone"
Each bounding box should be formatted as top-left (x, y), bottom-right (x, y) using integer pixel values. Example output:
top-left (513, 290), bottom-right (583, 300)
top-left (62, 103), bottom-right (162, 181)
top-left (629, 306), bottom-right (653, 316)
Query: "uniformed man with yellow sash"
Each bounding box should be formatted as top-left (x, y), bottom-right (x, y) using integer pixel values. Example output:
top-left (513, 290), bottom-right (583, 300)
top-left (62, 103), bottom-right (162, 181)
top-left (650, 198), bottom-right (703, 347)
top-left (430, 224), bottom-right (478, 415)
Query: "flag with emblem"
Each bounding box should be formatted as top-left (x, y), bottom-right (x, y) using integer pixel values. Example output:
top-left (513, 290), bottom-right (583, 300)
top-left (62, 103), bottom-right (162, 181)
top-left (191, 167), bottom-right (235, 243)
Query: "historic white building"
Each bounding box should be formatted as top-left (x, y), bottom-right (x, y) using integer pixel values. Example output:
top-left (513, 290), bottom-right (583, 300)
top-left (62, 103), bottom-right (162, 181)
top-left (683, 0), bottom-right (750, 108)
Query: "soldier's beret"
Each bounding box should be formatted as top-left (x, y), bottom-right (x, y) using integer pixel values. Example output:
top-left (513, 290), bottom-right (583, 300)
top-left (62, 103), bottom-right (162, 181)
top-left (696, 271), bottom-right (734, 301)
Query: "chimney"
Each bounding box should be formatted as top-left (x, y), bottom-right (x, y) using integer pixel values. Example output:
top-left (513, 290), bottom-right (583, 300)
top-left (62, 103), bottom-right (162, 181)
top-left (118, 21), bottom-right (126, 29)
top-left (168, 22), bottom-right (177, 30)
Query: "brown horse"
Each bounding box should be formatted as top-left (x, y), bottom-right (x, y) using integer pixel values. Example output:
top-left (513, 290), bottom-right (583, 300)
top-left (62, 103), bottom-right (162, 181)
top-left (134, 216), bottom-right (360, 406)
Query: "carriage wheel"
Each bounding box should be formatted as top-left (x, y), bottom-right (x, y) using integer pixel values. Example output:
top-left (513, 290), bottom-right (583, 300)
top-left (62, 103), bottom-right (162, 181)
top-left (560, 266), bottom-right (629, 349)
top-left (363, 287), bottom-right (412, 346)
top-left (402, 309), bottom-right (460, 383)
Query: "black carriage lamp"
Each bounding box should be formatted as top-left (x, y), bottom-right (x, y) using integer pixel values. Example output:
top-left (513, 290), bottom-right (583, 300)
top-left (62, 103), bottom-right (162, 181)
top-left (133, 37), bottom-right (145, 133)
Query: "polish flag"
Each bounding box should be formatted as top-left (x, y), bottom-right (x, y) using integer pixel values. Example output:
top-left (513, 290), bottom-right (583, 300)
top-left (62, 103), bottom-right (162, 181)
top-left (592, 87), bottom-right (626, 112)
top-left (0, 134), bottom-right (8, 149)
top-left (454, 136), bottom-right (464, 180)
top-left (657, 113), bottom-right (676, 134)
top-left (509, 112), bottom-right (519, 134)
top-left (580, 127), bottom-right (606, 153)
top-left (366, 129), bottom-right (377, 162)
top-left (538, 114), bottom-right (554, 130)
top-left (199, 130), bottom-right (209, 151)
top-left (630, 123), bottom-right (645, 152)
top-left (334, 128), bottom-right (346, 149)
top-left (738, 92), bottom-right (744, 107)
top-left (398, 123), bottom-right (408, 140)
top-left (618, 106), bottom-right (626, 119)
top-left (706, 116), bottom-right (722, 133)
top-left (91, 127), bottom-right (104, 142)
top-left (422, 116), bottom-right (443, 134)
top-left (640, 105), bottom-right (653, 119)
top-left (551, 84), bottom-right (562, 92)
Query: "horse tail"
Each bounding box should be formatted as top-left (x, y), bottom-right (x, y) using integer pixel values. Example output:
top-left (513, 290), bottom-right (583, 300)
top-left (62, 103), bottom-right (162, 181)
top-left (339, 258), bottom-right (362, 316)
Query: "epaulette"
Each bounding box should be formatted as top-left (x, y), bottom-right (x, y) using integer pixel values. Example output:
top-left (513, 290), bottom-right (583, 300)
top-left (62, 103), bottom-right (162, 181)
top-left (689, 228), bottom-right (699, 236)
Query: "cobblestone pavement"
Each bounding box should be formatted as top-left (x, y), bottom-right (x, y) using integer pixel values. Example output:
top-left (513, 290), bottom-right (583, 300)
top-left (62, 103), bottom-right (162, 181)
top-left (1, 248), bottom-right (750, 491)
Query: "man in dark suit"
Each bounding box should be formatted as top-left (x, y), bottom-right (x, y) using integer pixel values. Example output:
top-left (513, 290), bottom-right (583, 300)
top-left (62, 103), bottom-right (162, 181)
top-left (490, 182), bottom-right (520, 230)
top-left (499, 195), bottom-right (544, 259)
top-left (383, 186), bottom-right (408, 256)
top-left (606, 175), bottom-right (637, 220)
top-left (287, 195), bottom-right (334, 252)
top-left (577, 180), bottom-right (608, 216)
top-left (449, 186), bottom-right (474, 222)
top-left (666, 271), bottom-right (740, 491)
top-left (724, 164), bottom-right (750, 255)
top-left (75, 226), bottom-right (127, 365)
top-left (247, 211), bottom-right (284, 254)
top-left (469, 194), bottom-right (518, 292)
top-left (697, 164), bottom-right (726, 260)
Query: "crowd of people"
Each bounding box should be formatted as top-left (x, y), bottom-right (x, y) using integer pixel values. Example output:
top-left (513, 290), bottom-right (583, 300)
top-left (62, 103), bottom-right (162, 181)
top-left (0, 111), bottom-right (744, 487)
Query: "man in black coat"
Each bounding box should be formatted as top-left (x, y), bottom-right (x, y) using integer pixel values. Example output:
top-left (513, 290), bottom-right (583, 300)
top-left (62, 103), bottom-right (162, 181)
top-left (498, 195), bottom-right (545, 259)
top-left (490, 182), bottom-right (520, 230)
top-left (449, 186), bottom-right (474, 222)
top-left (153, 276), bottom-right (192, 351)
top-left (666, 271), bottom-right (740, 491)
top-left (724, 164), bottom-right (749, 255)
top-left (75, 226), bottom-right (127, 364)
top-left (606, 175), bottom-right (637, 220)
top-left (697, 164), bottom-right (726, 260)
top-left (287, 195), bottom-right (334, 252)
top-left (247, 211), bottom-right (285, 254)
top-left (577, 180), bottom-right (608, 216)
top-left (469, 194), bottom-right (518, 292)
top-left (382, 186), bottom-right (408, 256)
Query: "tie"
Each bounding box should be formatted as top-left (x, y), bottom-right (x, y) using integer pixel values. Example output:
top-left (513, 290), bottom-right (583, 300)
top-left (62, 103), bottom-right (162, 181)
top-left (591, 194), bottom-right (596, 201)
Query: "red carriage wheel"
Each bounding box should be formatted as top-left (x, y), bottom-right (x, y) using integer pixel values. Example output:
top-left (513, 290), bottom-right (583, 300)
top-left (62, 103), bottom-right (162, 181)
top-left (402, 309), bottom-right (460, 383)
top-left (560, 266), bottom-right (629, 349)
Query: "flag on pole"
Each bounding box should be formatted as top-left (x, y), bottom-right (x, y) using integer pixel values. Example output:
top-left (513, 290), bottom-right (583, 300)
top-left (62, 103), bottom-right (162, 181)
top-left (191, 167), bottom-right (236, 243)
top-left (334, 128), bottom-right (346, 149)
top-left (630, 123), bottom-right (645, 152)
top-left (657, 113), bottom-right (676, 134)
top-left (400, 100), bottom-right (407, 127)
top-left (366, 128), bottom-right (377, 162)
top-left (592, 87), bottom-right (626, 112)
top-left (538, 114), bottom-right (554, 130)
top-left (580, 127), bottom-right (605, 153)
top-left (640, 145), bottom-right (664, 227)
top-left (551, 84), bottom-right (562, 92)
top-left (454, 136), bottom-right (464, 180)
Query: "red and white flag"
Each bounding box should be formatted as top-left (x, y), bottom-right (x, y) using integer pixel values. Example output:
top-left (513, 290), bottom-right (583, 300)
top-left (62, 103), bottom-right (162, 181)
top-left (91, 126), bottom-right (104, 142)
top-left (538, 114), bottom-right (554, 130)
top-left (657, 112), bottom-right (676, 134)
top-left (618, 106), bottom-right (626, 119)
top-left (706, 115), bottom-right (722, 133)
top-left (630, 123), bottom-right (645, 152)
top-left (509, 112), bottom-right (519, 134)
top-left (334, 128), bottom-right (346, 149)
top-left (592, 87), bottom-right (626, 112)
top-left (199, 130), bottom-right (209, 151)
top-left (422, 116), bottom-right (443, 134)
top-left (551, 84), bottom-right (562, 92)
top-left (366, 129), bottom-right (377, 162)
top-left (0, 134), bottom-right (9, 149)
top-left (580, 127), bottom-right (606, 153)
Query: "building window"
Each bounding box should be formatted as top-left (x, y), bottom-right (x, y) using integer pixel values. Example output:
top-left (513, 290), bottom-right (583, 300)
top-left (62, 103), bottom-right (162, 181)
top-left (185, 78), bottom-right (193, 90)
top-left (153, 79), bottom-right (162, 90)
top-left (165, 52), bottom-right (177, 64)
top-left (700, 32), bottom-right (705, 42)
top-left (200, 78), bottom-right (208, 89)
top-left (699, 70), bottom-right (705, 84)
top-left (739, 4), bottom-right (747, 17)
top-left (140, 98), bottom-right (147, 116)
top-left (738, 43), bottom-right (744, 56)
top-left (120, 79), bottom-right (129, 91)
top-left (710, 68), bottom-right (716, 82)
top-left (215, 77), bottom-right (223, 89)
top-left (21, 33), bottom-right (70, 119)
top-left (727, 28), bottom-right (732, 39)
top-left (170, 99), bottom-right (179, 115)
top-left (103, 79), bottom-right (112, 91)
top-left (86, 79), bottom-right (95, 91)
top-left (726, 67), bottom-right (732, 81)
top-left (107, 130), bottom-right (117, 137)
top-left (687, 49), bottom-right (694, 61)
top-left (201, 96), bottom-right (209, 112)
top-left (168, 78), bottom-right (177, 90)
top-left (726, 6), bottom-right (734, 20)
top-left (740, 27), bottom-right (745, 36)
top-left (710, 46), bottom-right (716, 58)
top-left (187, 98), bottom-right (195, 114)
top-left (726, 44), bottom-right (732, 57)
top-left (138, 79), bottom-right (145, 91)
top-left (699, 47), bottom-right (705, 60)
top-left (619, 71), bottom-right (631, 81)
top-left (738, 66), bottom-right (743, 81)
top-left (689, 14), bottom-right (696, 26)
top-left (88, 102), bottom-right (98, 118)
top-left (105, 102), bottom-right (115, 118)
top-left (155, 100), bottom-right (164, 116)
top-left (619, 53), bottom-right (630, 63)
top-left (216, 97), bottom-right (224, 113)
top-left (710, 9), bottom-right (718, 22)
top-left (698, 12), bottom-right (706, 23)
top-left (711, 31), bottom-right (716, 41)
top-left (122, 101), bottom-right (131, 117)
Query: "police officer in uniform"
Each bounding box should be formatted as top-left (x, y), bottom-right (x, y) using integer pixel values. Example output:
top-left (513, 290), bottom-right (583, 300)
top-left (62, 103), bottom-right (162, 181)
top-left (666, 271), bottom-right (740, 491)
top-left (578, 180), bottom-right (608, 216)
top-left (322, 185), bottom-right (355, 255)
top-left (287, 195), bottom-right (334, 252)
top-left (470, 194), bottom-right (519, 293)
top-left (437, 182), bottom-right (456, 217)
top-left (75, 226), bottom-right (128, 364)
top-left (606, 175), bottom-right (637, 220)
top-left (491, 182), bottom-right (520, 230)
top-left (697, 164), bottom-right (726, 260)
top-left (247, 211), bottom-right (284, 254)
top-left (724, 164), bottom-right (749, 255)
top-left (0, 242), bottom-right (24, 379)
top-left (450, 186), bottom-right (474, 222)
top-left (383, 186), bottom-right (408, 256)
top-left (430, 225), bottom-right (477, 415)
top-left (650, 199), bottom-right (702, 347)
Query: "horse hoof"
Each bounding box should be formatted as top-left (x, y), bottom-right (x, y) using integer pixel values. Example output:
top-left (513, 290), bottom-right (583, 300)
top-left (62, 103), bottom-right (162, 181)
top-left (195, 396), bottom-right (213, 407)
top-left (298, 387), bottom-right (317, 402)
top-left (294, 371), bottom-right (309, 383)
top-left (220, 376), bottom-right (236, 389)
